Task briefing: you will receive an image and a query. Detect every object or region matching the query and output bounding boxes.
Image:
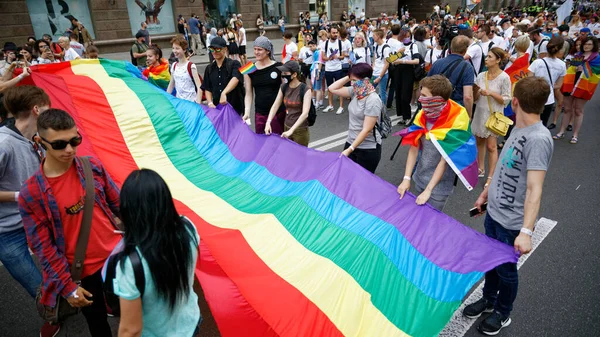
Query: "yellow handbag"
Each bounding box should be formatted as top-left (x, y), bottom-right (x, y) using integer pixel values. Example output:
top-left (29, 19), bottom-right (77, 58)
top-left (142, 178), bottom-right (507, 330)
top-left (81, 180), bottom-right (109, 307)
top-left (483, 71), bottom-right (513, 136)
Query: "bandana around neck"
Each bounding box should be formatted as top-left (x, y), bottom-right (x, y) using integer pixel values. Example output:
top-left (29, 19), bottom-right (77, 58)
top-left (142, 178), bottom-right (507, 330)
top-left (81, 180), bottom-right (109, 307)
top-left (352, 78), bottom-right (376, 99)
top-left (418, 95), bottom-right (448, 122)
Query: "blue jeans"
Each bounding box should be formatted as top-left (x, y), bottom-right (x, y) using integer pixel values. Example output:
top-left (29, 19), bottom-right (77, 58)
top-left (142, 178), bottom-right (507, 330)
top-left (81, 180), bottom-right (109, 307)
top-left (373, 72), bottom-right (388, 105)
top-left (0, 227), bottom-right (42, 298)
top-left (482, 214), bottom-right (520, 317)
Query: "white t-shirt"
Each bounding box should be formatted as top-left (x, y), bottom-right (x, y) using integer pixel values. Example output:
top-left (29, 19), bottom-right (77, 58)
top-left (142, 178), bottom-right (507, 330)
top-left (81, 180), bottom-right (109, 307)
top-left (588, 23), bottom-right (600, 37)
top-left (491, 35), bottom-right (506, 51)
top-left (529, 57), bottom-right (566, 105)
top-left (568, 22), bottom-right (583, 39)
top-left (372, 43), bottom-right (391, 77)
top-left (283, 42), bottom-right (298, 63)
top-left (527, 40), bottom-right (534, 62)
top-left (386, 37), bottom-right (403, 54)
top-left (70, 41), bottom-right (84, 57)
top-left (424, 36), bottom-right (437, 49)
top-left (63, 47), bottom-right (80, 61)
top-left (238, 27), bottom-right (247, 46)
top-left (533, 39), bottom-right (549, 57)
top-left (324, 39), bottom-right (347, 72)
top-left (299, 46), bottom-right (314, 64)
top-left (467, 42), bottom-right (484, 74)
top-left (318, 39), bottom-right (327, 53)
top-left (401, 42), bottom-right (420, 61)
top-left (352, 46), bottom-right (370, 65)
top-left (503, 26), bottom-right (514, 39)
top-left (349, 26), bottom-right (357, 37)
top-left (341, 39), bottom-right (352, 65)
top-left (171, 61), bottom-right (198, 102)
top-left (480, 40), bottom-right (493, 57)
top-left (425, 48), bottom-right (443, 66)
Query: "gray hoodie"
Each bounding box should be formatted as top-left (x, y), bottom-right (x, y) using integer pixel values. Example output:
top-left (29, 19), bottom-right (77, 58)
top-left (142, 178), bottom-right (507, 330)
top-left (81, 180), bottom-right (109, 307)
top-left (0, 126), bottom-right (41, 234)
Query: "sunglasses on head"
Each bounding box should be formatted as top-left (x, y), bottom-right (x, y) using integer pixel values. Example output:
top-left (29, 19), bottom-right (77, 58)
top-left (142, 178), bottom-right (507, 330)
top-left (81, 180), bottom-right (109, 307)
top-left (40, 133), bottom-right (83, 150)
top-left (209, 47), bottom-right (223, 53)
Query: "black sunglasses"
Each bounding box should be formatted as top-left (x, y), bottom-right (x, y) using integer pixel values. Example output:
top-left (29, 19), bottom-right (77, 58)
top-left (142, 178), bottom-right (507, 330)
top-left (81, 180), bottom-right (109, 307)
top-left (40, 133), bottom-right (83, 150)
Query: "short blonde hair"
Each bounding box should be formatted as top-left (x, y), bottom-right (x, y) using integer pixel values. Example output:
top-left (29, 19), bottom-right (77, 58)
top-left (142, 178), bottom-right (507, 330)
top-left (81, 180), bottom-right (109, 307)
top-left (514, 35), bottom-right (531, 53)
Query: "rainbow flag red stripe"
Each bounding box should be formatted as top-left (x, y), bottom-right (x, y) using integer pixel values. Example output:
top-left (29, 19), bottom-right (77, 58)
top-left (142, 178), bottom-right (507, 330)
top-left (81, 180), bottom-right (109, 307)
top-left (399, 100), bottom-right (479, 191)
top-left (239, 61), bottom-right (257, 75)
top-left (141, 59), bottom-right (170, 90)
top-left (25, 59), bottom-right (517, 337)
top-left (562, 52), bottom-right (600, 100)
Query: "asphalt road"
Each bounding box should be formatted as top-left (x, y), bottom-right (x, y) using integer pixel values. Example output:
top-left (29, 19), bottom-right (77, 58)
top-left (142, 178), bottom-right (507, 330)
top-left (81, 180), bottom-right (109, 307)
top-left (1, 77), bottom-right (598, 337)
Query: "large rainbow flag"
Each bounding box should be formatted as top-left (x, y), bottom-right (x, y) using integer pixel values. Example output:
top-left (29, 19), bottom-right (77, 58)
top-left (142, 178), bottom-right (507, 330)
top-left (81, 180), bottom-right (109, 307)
top-left (24, 59), bottom-right (518, 337)
top-left (398, 100), bottom-right (479, 191)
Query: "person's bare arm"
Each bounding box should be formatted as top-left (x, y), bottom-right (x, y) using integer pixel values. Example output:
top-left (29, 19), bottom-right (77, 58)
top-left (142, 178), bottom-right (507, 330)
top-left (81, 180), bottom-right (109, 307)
top-left (463, 85), bottom-right (474, 118)
top-left (374, 62), bottom-right (389, 85)
top-left (341, 115), bottom-right (378, 157)
top-left (166, 75), bottom-right (175, 95)
top-left (416, 157), bottom-right (448, 205)
top-left (0, 68), bottom-right (30, 93)
top-left (397, 145), bottom-right (419, 198)
top-left (0, 191), bottom-right (20, 202)
top-left (118, 297), bottom-right (143, 337)
top-left (514, 170), bottom-right (546, 254)
top-left (219, 77), bottom-right (240, 104)
top-left (243, 74), bottom-right (253, 120)
top-left (265, 89), bottom-right (284, 135)
top-left (328, 76), bottom-right (352, 98)
top-left (191, 66), bottom-right (203, 103)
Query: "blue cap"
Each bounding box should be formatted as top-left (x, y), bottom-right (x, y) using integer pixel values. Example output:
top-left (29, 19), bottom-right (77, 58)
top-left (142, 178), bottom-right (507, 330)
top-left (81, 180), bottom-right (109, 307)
top-left (580, 27), bottom-right (591, 33)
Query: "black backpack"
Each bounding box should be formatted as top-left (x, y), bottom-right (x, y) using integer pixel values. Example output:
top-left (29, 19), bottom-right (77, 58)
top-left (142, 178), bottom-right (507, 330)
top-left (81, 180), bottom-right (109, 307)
top-left (130, 43), bottom-right (143, 66)
top-left (103, 249), bottom-right (145, 317)
top-left (282, 82), bottom-right (317, 126)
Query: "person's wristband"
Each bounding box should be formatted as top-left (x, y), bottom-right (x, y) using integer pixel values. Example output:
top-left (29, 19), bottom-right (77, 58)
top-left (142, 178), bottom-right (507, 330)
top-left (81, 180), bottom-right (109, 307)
top-left (17, 73), bottom-right (25, 80)
top-left (14, 192), bottom-right (19, 202)
top-left (266, 119), bottom-right (272, 124)
top-left (403, 176), bottom-right (411, 181)
top-left (349, 145), bottom-right (355, 151)
top-left (520, 228), bottom-right (533, 236)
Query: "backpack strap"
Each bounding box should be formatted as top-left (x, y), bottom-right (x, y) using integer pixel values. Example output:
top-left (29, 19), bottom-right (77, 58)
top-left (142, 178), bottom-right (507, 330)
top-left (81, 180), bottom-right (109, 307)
top-left (441, 58), bottom-right (463, 78)
top-left (129, 250), bottom-right (145, 298)
top-left (541, 58), bottom-right (553, 85)
top-left (281, 82), bottom-right (289, 96)
top-left (71, 156), bottom-right (95, 282)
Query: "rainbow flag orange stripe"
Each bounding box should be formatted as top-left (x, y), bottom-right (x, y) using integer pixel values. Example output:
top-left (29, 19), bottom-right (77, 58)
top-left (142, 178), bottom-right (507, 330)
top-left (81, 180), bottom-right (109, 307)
top-left (25, 59), bottom-right (518, 337)
top-left (142, 59), bottom-right (171, 90)
top-left (399, 100), bottom-right (479, 191)
top-left (239, 61), bottom-right (257, 75)
top-left (562, 52), bottom-right (600, 100)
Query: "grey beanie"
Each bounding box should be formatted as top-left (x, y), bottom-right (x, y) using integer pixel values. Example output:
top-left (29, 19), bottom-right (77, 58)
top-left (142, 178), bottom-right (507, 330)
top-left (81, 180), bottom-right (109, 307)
top-left (254, 36), bottom-right (275, 60)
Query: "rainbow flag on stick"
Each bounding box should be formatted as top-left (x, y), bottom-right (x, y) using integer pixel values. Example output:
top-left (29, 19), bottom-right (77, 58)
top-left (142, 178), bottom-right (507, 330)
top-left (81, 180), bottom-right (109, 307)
top-left (239, 61), bottom-right (257, 75)
top-left (25, 59), bottom-right (517, 337)
top-left (398, 100), bottom-right (479, 191)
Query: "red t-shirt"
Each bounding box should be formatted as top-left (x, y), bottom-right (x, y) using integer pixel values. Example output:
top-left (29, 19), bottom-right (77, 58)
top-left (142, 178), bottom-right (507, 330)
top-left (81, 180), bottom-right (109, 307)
top-left (47, 163), bottom-right (121, 278)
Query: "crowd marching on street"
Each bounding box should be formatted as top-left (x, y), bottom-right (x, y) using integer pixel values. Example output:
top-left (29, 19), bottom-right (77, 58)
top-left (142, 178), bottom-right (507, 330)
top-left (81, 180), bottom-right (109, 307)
top-left (0, 2), bottom-right (599, 337)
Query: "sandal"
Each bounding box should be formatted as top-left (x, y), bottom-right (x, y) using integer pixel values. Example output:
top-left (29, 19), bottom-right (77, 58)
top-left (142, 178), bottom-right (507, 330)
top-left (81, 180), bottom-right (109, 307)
top-left (552, 133), bottom-right (564, 140)
top-left (570, 136), bottom-right (578, 144)
top-left (484, 177), bottom-right (492, 189)
top-left (478, 168), bottom-right (485, 178)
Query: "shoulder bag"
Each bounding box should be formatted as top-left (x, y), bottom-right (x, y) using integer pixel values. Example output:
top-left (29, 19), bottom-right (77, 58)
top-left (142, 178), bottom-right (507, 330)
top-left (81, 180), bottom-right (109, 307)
top-left (35, 156), bottom-right (95, 323)
top-left (484, 72), bottom-right (513, 136)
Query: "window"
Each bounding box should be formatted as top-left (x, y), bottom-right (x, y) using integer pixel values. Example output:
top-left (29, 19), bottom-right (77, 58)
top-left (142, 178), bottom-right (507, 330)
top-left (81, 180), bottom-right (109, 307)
top-left (263, 0), bottom-right (287, 26)
top-left (204, 0), bottom-right (237, 28)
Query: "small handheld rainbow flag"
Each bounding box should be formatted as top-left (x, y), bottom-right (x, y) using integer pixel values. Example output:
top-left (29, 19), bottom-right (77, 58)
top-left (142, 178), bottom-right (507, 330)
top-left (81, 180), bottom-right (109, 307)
top-left (240, 62), bottom-right (257, 75)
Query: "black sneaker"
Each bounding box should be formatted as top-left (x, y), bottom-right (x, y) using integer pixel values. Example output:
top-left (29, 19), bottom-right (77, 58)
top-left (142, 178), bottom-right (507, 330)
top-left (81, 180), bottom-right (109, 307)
top-left (463, 298), bottom-right (494, 318)
top-left (547, 123), bottom-right (556, 129)
top-left (478, 311), bottom-right (512, 336)
top-left (567, 124), bottom-right (573, 131)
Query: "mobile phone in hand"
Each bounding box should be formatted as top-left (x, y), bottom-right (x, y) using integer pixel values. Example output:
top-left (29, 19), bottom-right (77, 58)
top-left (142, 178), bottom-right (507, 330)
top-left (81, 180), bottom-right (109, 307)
top-left (469, 202), bottom-right (488, 217)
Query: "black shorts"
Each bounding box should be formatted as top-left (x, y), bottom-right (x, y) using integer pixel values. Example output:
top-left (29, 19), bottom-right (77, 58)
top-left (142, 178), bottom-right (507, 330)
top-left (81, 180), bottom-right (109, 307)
top-left (301, 64), bottom-right (311, 79)
top-left (239, 45), bottom-right (246, 55)
top-left (325, 70), bottom-right (343, 86)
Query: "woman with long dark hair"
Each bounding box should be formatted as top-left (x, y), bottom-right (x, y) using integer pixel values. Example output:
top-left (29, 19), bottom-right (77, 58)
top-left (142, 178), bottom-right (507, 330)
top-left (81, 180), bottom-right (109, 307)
top-left (114, 169), bottom-right (200, 337)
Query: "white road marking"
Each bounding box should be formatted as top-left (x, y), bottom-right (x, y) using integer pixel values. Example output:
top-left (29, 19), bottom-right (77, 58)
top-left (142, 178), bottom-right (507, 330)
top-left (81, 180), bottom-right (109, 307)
top-left (310, 115), bottom-right (402, 150)
top-left (439, 217), bottom-right (558, 337)
top-left (576, 185), bottom-right (581, 191)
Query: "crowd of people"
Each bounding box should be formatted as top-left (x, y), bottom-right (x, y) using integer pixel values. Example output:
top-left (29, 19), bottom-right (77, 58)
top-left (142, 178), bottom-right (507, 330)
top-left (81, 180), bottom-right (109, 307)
top-left (0, 3), bottom-right (599, 337)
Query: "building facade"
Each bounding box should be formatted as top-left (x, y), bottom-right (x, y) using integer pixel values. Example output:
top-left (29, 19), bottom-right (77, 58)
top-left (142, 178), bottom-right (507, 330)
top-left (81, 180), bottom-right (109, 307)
top-left (1, 0), bottom-right (525, 54)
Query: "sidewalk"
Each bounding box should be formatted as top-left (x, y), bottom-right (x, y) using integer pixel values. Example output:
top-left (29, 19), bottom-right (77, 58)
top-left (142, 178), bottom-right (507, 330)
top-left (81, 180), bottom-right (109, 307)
top-left (102, 39), bottom-right (287, 65)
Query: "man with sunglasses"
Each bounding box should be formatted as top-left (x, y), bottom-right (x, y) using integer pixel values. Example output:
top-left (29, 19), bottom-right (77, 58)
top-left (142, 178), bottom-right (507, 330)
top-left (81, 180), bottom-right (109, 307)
top-left (0, 86), bottom-right (63, 337)
top-left (201, 37), bottom-right (245, 116)
top-left (19, 109), bottom-right (121, 337)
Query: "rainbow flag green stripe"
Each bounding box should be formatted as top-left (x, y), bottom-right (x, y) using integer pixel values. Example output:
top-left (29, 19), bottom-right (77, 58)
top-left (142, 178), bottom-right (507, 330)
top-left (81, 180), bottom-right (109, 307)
top-left (29, 59), bottom-right (519, 337)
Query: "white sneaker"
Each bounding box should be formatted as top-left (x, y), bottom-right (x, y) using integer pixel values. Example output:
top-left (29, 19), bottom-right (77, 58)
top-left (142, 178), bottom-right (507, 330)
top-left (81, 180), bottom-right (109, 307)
top-left (322, 105), bottom-right (334, 113)
top-left (336, 107), bottom-right (344, 115)
top-left (411, 103), bottom-right (418, 112)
